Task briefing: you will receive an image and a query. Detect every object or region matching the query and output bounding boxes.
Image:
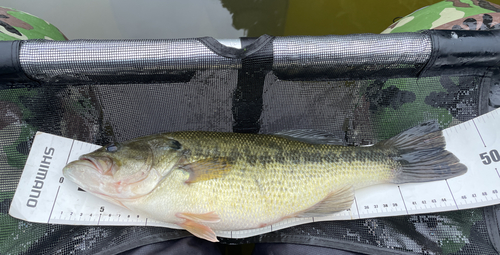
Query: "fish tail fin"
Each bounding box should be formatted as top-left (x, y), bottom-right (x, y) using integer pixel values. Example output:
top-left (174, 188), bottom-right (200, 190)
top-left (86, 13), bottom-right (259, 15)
top-left (375, 121), bottom-right (467, 184)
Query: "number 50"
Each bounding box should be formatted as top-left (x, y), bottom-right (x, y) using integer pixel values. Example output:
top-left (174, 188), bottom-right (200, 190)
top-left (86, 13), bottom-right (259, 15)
top-left (480, 149), bottom-right (500, 165)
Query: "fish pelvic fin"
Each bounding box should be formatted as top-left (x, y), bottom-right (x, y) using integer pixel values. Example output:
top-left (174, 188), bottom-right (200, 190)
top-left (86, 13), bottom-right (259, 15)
top-left (181, 157), bottom-right (232, 184)
top-left (176, 212), bottom-right (220, 242)
top-left (376, 120), bottom-right (467, 183)
top-left (296, 185), bottom-right (354, 217)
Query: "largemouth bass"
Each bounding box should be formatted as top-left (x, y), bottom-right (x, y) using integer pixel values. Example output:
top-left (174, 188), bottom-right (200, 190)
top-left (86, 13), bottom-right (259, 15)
top-left (63, 121), bottom-right (466, 242)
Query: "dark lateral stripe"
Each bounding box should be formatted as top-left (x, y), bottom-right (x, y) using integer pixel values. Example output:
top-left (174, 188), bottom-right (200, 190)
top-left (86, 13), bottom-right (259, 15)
top-left (232, 36), bottom-right (274, 134)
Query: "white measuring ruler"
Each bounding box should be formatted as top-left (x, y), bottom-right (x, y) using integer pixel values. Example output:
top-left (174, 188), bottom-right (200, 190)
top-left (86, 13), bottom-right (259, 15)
top-left (9, 108), bottom-right (500, 239)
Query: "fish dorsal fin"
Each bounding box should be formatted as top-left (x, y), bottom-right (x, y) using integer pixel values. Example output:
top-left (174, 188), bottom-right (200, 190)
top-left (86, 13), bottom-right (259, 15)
top-left (296, 185), bottom-right (355, 217)
top-left (180, 157), bottom-right (232, 183)
top-left (272, 129), bottom-right (345, 145)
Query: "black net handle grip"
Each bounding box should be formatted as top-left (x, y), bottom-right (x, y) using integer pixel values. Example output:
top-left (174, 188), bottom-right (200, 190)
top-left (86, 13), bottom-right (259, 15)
top-left (421, 29), bottom-right (500, 76)
top-left (0, 40), bottom-right (37, 89)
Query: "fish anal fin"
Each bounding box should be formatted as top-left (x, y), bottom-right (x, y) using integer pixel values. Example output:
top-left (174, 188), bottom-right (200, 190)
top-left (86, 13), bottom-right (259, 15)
top-left (176, 212), bottom-right (220, 242)
top-left (296, 186), bottom-right (355, 217)
top-left (181, 158), bottom-right (232, 183)
top-left (178, 218), bottom-right (219, 242)
top-left (176, 211), bottom-right (221, 223)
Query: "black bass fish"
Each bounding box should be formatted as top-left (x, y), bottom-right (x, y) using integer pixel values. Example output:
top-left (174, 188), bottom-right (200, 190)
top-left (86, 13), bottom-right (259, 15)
top-left (63, 121), bottom-right (466, 242)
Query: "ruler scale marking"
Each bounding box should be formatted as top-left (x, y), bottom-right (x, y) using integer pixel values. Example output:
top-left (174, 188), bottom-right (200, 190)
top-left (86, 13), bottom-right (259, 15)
top-left (445, 180), bottom-right (460, 210)
top-left (472, 119), bottom-right (487, 147)
top-left (47, 186), bottom-right (61, 223)
top-left (397, 186), bottom-right (409, 215)
top-left (353, 197), bottom-right (361, 218)
top-left (65, 140), bottom-right (75, 164)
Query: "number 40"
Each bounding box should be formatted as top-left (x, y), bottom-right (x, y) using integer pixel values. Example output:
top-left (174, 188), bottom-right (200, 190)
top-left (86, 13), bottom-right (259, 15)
top-left (480, 149), bottom-right (500, 165)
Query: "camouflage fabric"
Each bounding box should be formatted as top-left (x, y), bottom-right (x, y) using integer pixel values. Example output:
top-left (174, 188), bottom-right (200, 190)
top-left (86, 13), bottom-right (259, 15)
top-left (0, 6), bottom-right (68, 168)
top-left (0, 7), bottom-right (68, 254)
top-left (376, 0), bottom-right (498, 135)
top-left (382, 0), bottom-right (500, 33)
top-left (0, 6), bottom-right (67, 40)
top-left (374, 1), bottom-right (500, 253)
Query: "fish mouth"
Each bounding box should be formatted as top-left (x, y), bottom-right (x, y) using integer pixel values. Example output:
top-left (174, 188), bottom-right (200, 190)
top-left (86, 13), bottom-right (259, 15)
top-left (78, 156), bottom-right (114, 176)
top-left (64, 155), bottom-right (158, 200)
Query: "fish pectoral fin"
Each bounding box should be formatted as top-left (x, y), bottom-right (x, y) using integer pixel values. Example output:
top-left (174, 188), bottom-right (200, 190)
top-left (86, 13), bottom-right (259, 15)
top-left (176, 211), bottom-right (221, 223)
top-left (181, 158), bottom-right (232, 183)
top-left (177, 212), bottom-right (220, 242)
top-left (296, 186), bottom-right (355, 217)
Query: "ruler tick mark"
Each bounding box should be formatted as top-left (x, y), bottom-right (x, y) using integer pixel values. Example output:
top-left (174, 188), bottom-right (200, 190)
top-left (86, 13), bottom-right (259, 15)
top-left (398, 186), bottom-right (409, 214)
top-left (445, 180), bottom-right (459, 210)
top-left (472, 120), bottom-right (486, 147)
top-left (48, 186), bottom-right (61, 223)
top-left (65, 140), bottom-right (75, 164)
top-left (354, 196), bottom-right (361, 219)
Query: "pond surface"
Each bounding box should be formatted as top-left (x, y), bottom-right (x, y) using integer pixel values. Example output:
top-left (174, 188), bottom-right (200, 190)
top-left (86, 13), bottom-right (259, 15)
top-left (3, 0), bottom-right (493, 39)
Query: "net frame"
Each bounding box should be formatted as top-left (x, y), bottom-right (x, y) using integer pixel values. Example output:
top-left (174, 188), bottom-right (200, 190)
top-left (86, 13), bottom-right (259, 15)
top-left (0, 30), bottom-right (499, 254)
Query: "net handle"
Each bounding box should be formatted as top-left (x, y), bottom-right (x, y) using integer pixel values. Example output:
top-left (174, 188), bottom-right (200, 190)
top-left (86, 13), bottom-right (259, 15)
top-left (1, 30), bottom-right (500, 89)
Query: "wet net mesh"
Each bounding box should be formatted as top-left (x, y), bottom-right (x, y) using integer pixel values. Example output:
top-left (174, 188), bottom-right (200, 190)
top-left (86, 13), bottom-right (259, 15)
top-left (1, 31), bottom-right (499, 254)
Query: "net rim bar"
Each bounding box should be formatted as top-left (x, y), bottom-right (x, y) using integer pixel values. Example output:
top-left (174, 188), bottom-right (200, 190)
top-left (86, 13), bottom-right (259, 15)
top-left (1, 30), bottom-right (500, 88)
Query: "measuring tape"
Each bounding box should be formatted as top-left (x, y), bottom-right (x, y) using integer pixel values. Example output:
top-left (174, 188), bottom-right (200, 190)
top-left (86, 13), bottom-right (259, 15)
top-left (9, 108), bottom-right (500, 239)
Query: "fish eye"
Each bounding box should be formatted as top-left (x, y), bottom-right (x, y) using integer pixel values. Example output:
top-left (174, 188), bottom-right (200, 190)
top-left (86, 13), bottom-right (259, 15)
top-left (106, 144), bottom-right (119, 152)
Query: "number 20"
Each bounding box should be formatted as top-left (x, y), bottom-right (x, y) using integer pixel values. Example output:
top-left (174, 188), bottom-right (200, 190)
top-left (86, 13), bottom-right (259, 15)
top-left (479, 150), bottom-right (500, 165)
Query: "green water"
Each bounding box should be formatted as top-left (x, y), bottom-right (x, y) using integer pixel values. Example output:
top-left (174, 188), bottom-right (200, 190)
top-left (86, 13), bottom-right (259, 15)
top-left (2, 0), bottom-right (500, 39)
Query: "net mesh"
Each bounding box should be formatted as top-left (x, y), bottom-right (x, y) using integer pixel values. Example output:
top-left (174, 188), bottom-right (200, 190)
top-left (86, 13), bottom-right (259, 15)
top-left (0, 33), bottom-right (498, 254)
